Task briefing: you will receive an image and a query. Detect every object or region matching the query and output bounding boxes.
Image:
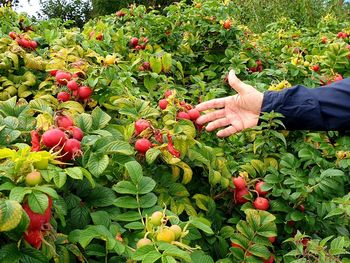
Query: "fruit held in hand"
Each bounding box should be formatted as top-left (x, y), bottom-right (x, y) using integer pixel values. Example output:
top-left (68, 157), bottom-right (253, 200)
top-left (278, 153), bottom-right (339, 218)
top-left (188, 109), bottom-right (200, 120)
top-left (253, 197), bottom-right (269, 210)
top-left (177, 111), bottom-right (190, 120)
top-left (150, 211), bottom-right (163, 226)
top-left (135, 138), bottom-right (152, 154)
top-left (156, 229), bottom-right (175, 243)
top-left (42, 128), bottom-right (67, 148)
top-left (136, 238), bottom-right (152, 248)
top-left (135, 119), bottom-right (151, 135)
top-left (232, 177), bottom-right (246, 190)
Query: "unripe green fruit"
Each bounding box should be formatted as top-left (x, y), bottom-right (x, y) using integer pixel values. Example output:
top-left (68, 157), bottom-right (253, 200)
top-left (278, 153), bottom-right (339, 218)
top-left (169, 224), bottom-right (182, 239)
top-left (25, 171), bottom-right (42, 186)
top-left (156, 229), bottom-right (175, 243)
top-left (136, 238), bottom-right (152, 248)
top-left (34, 158), bottom-right (49, 170)
top-left (150, 211), bottom-right (163, 226)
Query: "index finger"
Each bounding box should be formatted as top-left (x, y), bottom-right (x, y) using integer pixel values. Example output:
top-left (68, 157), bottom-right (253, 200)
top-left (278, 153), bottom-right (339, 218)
top-left (195, 98), bottom-right (226, 112)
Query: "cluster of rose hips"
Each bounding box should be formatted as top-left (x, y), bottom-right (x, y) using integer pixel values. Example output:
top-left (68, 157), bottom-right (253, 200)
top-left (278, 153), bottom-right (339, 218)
top-left (320, 73), bottom-right (343, 86)
top-left (337, 31), bottom-right (349, 39)
top-left (31, 114), bottom-right (84, 162)
top-left (232, 176), bottom-right (270, 211)
top-left (248, 60), bottom-right (263, 73)
top-left (22, 195), bottom-right (53, 249)
top-left (129, 36), bottom-right (148, 50)
top-left (136, 211), bottom-right (185, 248)
top-left (115, 10), bottom-right (126, 17)
top-left (133, 118), bottom-right (181, 158)
top-left (9, 31), bottom-right (37, 50)
top-left (159, 90), bottom-right (201, 128)
top-left (89, 31), bottom-right (104, 41)
top-left (134, 90), bottom-right (201, 157)
top-left (139, 61), bottom-right (151, 71)
top-left (50, 70), bottom-right (92, 102)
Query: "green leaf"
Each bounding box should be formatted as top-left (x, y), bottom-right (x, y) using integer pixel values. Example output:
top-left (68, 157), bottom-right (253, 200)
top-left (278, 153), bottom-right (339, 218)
top-left (70, 205), bottom-right (90, 229)
top-left (59, 101), bottom-right (84, 113)
top-left (161, 53), bottom-right (172, 73)
top-left (146, 148), bottom-right (161, 164)
top-left (150, 56), bottom-right (162, 74)
top-left (125, 161), bottom-right (143, 185)
top-left (124, 221), bottom-right (145, 230)
top-left (65, 167), bottom-right (83, 180)
top-left (0, 244), bottom-right (21, 263)
top-left (75, 113), bottom-right (93, 131)
top-left (290, 211), bottom-right (304, 221)
top-left (191, 251), bottom-right (214, 263)
top-left (113, 181), bottom-right (137, 195)
top-left (137, 177), bottom-right (156, 194)
top-left (87, 153), bottom-right (109, 176)
top-left (28, 191), bottom-right (48, 214)
top-left (90, 211), bottom-right (111, 228)
top-left (34, 186), bottom-right (59, 199)
top-left (133, 245), bottom-right (158, 261)
top-left (101, 140), bottom-right (134, 155)
top-left (0, 200), bottom-right (23, 232)
top-left (53, 171), bottom-right (67, 188)
top-left (247, 244), bottom-right (270, 260)
top-left (142, 251), bottom-right (162, 263)
top-left (114, 196), bottom-right (138, 209)
top-left (111, 211), bottom-right (141, 222)
top-left (189, 216), bottom-right (214, 235)
top-left (91, 107), bottom-right (111, 130)
top-left (139, 193), bottom-right (157, 208)
top-left (21, 247), bottom-right (49, 262)
top-left (9, 187), bottom-right (31, 202)
top-left (236, 221), bottom-right (255, 239)
top-left (158, 243), bottom-right (191, 262)
top-left (86, 187), bottom-right (116, 207)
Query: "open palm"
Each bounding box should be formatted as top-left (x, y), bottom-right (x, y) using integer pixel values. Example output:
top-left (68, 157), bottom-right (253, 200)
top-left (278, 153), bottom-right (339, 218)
top-left (196, 70), bottom-right (263, 137)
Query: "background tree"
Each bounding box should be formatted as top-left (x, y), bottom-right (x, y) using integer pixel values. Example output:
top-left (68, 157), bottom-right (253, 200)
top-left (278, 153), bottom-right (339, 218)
top-left (0, 0), bottom-right (19, 7)
top-left (39, 0), bottom-right (92, 28)
top-left (90, 0), bottom-right (190, 17)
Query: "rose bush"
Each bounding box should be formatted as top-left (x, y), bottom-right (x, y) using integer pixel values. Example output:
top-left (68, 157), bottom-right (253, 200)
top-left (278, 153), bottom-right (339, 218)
top-left (0, 1), bottom-right (350, 262)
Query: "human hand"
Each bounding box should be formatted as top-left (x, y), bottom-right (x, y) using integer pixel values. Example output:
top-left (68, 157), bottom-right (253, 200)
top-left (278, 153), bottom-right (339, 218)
top-left (196, 70), bottom-right (263, 137)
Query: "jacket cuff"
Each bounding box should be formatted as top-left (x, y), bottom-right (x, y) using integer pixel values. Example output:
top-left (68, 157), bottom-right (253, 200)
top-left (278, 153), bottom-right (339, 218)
top-left (258, 86), bottom-right (325, 130)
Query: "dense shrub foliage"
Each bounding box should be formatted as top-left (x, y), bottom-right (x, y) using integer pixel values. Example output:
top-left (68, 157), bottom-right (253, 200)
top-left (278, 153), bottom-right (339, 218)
top-left (0, 1), bottom-right (350, 262)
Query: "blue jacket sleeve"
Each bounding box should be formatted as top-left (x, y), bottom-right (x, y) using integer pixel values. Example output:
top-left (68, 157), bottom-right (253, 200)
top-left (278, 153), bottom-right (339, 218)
top-left (261, 78), bottom-right (350, 130)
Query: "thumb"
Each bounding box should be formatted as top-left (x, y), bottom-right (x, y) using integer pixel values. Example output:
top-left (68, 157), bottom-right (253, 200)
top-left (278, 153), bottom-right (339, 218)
top-left (228, 69), bottom-right (252, 94)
